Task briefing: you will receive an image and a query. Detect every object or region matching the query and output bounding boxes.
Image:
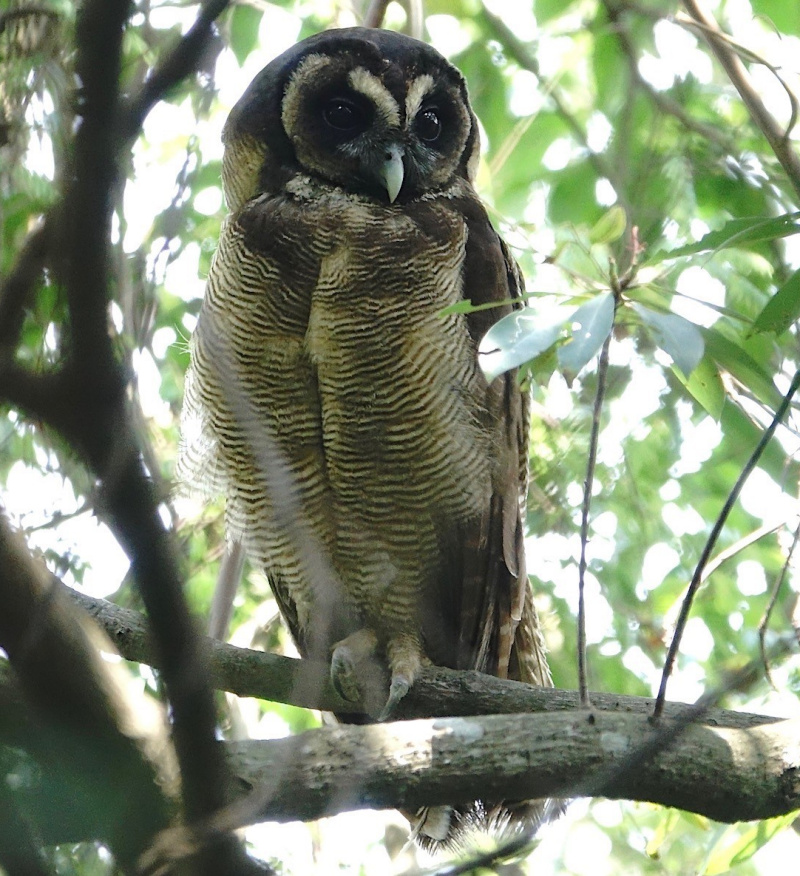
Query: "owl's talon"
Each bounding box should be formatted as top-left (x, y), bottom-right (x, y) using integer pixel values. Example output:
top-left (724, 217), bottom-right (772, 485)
top-left (330, 644), bottom-right (362, 703)
top-left (378, 674), bottom-right (411, 721)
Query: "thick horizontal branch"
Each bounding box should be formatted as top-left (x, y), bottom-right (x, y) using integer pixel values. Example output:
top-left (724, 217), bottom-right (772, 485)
top-left (223, 709), bottom-right (800, 826)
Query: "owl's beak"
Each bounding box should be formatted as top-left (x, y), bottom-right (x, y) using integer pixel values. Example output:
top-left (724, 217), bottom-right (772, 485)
top-left (381, 145), bottom-right (404, 203)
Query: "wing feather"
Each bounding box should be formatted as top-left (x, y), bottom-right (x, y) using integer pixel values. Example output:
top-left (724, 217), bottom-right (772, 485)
top-left (442, 199), bottom-right (549, 686)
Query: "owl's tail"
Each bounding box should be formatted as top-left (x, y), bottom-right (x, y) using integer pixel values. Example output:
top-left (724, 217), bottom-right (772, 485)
top-left (408, 796), bottom-right (564, 855)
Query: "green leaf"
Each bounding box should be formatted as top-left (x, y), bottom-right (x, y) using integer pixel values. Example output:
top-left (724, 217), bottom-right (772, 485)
top-left (535, 0), bottom-right (579, 23)
top-left (702, 328), bottom-right (783, 411)
top-left (479, 310), bottom-right (563, 383)
top-left (702, 813), bottom-right (796, 875)
top-left (672, 355), bottom-right (725, 419)
top-left (229, 5), bottom-right (263, 67)
top-left (750, 0), bottom-right (800, 36)
top-left (557, 292), bottom-right (615, 377)
top-left (549, 161), bottom-right (602, 226)
top-left (648, 213), bottom-right (800, 263)
top-left (634, 304), bottom-right (704, 376)
top-left (440, 298), bottom-right (479, 315)
top-left (752, 268), bottom-right (800, 336)
top-left (588, 205), bottom-right (627, 245)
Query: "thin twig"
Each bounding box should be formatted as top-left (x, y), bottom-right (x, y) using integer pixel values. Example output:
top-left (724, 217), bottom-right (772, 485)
top-left (700, 518), bottom-right (788, 585)
top-left (675, 10), bottom-right (799, 140)
top-left (759, 515), bottom-right (800, 687)
top-left (654, 368), bottom-right (800, 719)
top-left (121, 0), bottom-right (230, 141)
top-left (681, 0), bottom-right (800, 203)
top-left (603, 1), bottom-right (734, 149)
top-left (362, 0), bottom-right (390, 29)
top-left (208, 540), bottom-right (245, 640)
top-left (404, 0), bottom-right (424, 39)
top-left (576, 308), bottom-right (616, 707)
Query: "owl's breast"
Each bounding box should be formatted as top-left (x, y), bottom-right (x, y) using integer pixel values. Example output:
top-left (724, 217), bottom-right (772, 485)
top-left (303, 196), bottom-right (493, 520)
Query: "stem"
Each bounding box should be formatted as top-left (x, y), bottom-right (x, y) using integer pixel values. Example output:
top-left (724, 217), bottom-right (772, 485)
top-left (654, 369), bottom-right (800, 719)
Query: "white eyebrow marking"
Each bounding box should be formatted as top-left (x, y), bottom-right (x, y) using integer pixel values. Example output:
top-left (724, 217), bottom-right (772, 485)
top-left (405, 74), bottom-right (435, 124)
top-left (348, 67), bottom-right (401, 126)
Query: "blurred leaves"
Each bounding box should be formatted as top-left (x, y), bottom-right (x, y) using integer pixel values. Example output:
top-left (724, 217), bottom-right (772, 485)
top-left (634, 305), bottom-right (704, 376)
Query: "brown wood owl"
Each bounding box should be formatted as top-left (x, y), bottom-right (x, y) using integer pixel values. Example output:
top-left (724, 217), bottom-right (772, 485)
top-left (178, 26), bottom-right (554, 847)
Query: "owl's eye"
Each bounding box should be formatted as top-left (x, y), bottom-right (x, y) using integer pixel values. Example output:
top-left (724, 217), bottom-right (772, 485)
top-left (323, 97), bottom-right (366, 132)
top-left (415, 107), bottom-right (442, 143)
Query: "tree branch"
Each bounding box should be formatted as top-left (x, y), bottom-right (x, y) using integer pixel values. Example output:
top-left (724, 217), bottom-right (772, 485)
top-left (63, 584), bottom-right (785, 731)
top-left (602, 1), bottom-right (734, 149)
top-left (5, 582), bottom-right (798, 846)
top-left (0, 515), bottom-right (172, 871)
top-left (0, 2), bottom-right (265, 868)
top-left (120, 0), bottom-right (230, 141)
top-left (681, 0), bottom-right (800, 203)
top-left (220, 710), bottom-right (800, 827)
top-left (0, 221), bottom-right (49, 353)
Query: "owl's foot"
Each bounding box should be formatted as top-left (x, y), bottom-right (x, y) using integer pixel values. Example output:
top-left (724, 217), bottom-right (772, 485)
top-left (379, 635), bottom-right (423, 721)
top-left (330, 629), bottom-right (388, 717)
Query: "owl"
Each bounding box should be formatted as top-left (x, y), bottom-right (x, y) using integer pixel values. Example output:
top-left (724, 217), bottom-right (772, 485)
top-left (178, 26), bottom-right (554, 846)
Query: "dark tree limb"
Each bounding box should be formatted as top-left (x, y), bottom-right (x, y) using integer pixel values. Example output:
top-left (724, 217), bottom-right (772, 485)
top-left (0, 0), bottom-right (265, 868)
top-left (121, 0), bottom-right (230, 141)
top-left (0, 516), bottom-right (172, 872)
top-left (0, 221), bottom-right (49, 352)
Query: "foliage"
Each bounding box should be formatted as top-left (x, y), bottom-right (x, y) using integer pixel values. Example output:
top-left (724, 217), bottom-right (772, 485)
top-left (2, 0), bottom-right (800, 874)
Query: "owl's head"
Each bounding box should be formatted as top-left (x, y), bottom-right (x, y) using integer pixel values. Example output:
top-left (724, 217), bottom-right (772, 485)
top-left (222, 28), bottom-right (480, 210)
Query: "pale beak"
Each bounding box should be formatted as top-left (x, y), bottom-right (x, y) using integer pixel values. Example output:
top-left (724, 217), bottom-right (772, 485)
top-left (381, 145), bottom-right (404, 203)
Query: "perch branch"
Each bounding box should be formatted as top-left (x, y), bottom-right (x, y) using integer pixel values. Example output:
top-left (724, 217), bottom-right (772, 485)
top-left (219, 710), bottom-right (800, 827)
top-left (62, 584), bottom-right (786, 731)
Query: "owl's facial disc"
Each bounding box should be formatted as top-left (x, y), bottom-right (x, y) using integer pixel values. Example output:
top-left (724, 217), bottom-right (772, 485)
top-left (280, 51), bottom-right (474, 203)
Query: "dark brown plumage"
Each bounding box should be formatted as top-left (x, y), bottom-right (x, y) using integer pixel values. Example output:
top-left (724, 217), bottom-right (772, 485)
top-left (178, 26), bottom-right (554, 847)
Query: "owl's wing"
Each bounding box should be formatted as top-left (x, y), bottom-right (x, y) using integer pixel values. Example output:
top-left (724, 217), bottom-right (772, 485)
top-left (448, 199), bottom-right (550, 687)
top-left (176, 202), bottom-right (331, 660)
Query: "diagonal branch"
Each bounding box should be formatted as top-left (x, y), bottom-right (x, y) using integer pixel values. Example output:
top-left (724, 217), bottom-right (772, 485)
top-left (681, 0), bottom-right (800, 202)
top-left (0, 513), bottom-right (172, 871)
top-left (120, 0), bottom-right (230, 141)
top-left (655, 368), bottom-right (800, 718)
top-left (602, 1), bottom-right (734, 149)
